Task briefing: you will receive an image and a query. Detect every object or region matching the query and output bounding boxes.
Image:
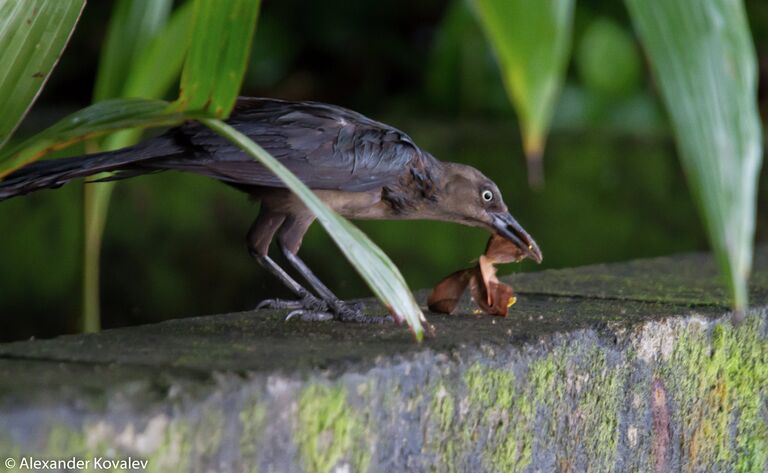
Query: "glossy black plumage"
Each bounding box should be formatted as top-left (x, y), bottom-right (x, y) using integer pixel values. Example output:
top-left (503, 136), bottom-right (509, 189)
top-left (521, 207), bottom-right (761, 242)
top-left (0, 98), bottom-right (437, 199)
top-left (169, 98), bottom-right (434, 191)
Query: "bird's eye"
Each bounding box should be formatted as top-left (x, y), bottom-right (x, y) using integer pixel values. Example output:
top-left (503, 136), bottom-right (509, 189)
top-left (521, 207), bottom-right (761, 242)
top-left (481, 190), bottom-right (494, 202)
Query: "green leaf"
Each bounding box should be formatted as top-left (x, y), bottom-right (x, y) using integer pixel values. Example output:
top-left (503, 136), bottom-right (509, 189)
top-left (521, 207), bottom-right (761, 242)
top-left (122, 0), bottom-right (195, 99)
top-left (0, 0), bottom-right (86, 149)
top-left (82, 170), bottom-right (111, 333)
top-left (84, 0), bottom-right (193, 333)
top-left (93, 0), bottom-right (174, 102)
top-left (473, 0), bottom-right (575, 186)
top-left (0, 99), bottom-right (195, 178)
top-left (625, 0), bottom-right (763, 313)
top-left (202, 118), bottom-right (426, 341)
top-left (176, 0), bottom-right (261, 116)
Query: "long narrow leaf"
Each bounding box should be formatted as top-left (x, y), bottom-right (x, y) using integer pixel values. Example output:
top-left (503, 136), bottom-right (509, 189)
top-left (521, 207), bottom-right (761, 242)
top-left (176, 0), bottom-right (261, 116)
top-left (82, 162), bottom-right (110, 333)
top-left (625, 0), bottom-right (763, 313)
top-left (0, 0), bottom-right (85, 149)
top-left (82, 1), bottom-right (195, 332)
top-left (0, 99), bottom-right (194, 177)
top-left (473, 0), bottom-right (574, 186)
top-left (93, 0), bottom-right (173, 102)
top-left (123, 1), bottom-right (195, 99)
top-left (202, 119), bottom-right (426, 341)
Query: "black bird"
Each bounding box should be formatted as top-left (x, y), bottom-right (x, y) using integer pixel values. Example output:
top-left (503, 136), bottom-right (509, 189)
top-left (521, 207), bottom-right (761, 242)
top-left (0, 98), bottom-right (542, 322)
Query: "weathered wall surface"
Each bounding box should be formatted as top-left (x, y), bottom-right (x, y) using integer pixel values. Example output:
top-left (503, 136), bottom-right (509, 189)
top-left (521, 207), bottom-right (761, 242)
top-left (0, 250), bottom-right (766, 473)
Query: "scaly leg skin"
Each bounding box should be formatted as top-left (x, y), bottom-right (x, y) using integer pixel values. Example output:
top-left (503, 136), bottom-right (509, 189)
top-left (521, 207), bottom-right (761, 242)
top-left (254, 255), bottom-right (333, 319)
top-left (279, 243), bottom-right (393, 324)
top-left (256, 295), bottom-right (326, 311)
top-left (256, 299), bottom-right (303, 310)
top-left (255, 254), bottom-right (376, 322)
top-left (248, 210), bottom-right (337, 320)
top-left (286, 305), bottom-right (393, 324)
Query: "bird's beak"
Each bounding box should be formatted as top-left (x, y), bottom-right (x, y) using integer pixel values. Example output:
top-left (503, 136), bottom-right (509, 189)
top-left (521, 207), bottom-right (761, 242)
top-left (490, 212), bottom-right (543, 263)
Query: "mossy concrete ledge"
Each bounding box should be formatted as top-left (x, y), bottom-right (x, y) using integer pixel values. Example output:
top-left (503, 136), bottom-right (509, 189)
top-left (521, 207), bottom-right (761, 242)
top-left (1, 250), bottom-right (767, 473)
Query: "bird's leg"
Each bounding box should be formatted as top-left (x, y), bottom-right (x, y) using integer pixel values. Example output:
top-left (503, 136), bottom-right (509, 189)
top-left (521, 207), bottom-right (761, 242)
top-left (248, 209), bottom-right (330, 316)
top-left (277, 216), bottom-right (391, 324)
top-left (254, 255), bottom-right (330, 316)
top-left (279, 246), bottom-right (385, 323)
top-left (280, 249), bottom-right (391, 324)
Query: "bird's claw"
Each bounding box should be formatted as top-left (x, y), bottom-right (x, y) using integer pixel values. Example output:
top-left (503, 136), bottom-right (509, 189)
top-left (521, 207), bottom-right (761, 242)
top-left (256, 298), bottom-right (302, 310)
top-left (280, 300), bottom-right (393, 324)
top-left (256, 293), bottom-right (328, 312)
top-left (259, 296), bottom-right (390, 324)
top-left (285, 310), bottom-right (335, 322)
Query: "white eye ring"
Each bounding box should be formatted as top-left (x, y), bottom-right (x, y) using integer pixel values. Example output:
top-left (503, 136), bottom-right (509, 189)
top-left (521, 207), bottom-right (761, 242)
top-left (481, 190), bottom-right (493, 202)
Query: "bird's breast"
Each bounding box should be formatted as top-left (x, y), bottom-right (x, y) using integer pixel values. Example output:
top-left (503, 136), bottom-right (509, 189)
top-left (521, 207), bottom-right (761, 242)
top-left (314, 189), bottom-right (393, 219)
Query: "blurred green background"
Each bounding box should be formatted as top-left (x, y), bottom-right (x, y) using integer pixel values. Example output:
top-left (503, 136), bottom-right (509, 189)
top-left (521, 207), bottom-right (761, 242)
top-left (2, 0), bottom-right (767, 341)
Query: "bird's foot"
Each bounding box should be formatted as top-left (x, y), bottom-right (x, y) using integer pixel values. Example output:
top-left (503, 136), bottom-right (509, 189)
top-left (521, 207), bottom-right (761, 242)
top-left (256, 298), bottom-right (302, 310)
top-left (256, 293), bottom-right (329, 312)
top-left (330, 300), bottom-right (394, 324)
top-left (285, 310), bottom-right (335, 322)
top-left (285, 300), bottom-right (393, 324)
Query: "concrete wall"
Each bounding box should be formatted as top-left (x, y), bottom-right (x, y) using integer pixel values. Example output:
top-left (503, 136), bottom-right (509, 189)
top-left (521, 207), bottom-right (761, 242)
top-left (0, 250), bottom-right (766, 472)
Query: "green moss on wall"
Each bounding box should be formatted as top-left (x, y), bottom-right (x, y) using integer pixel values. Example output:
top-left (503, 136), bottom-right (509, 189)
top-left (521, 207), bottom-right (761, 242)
top-left (464, 364), bottom-right (534, 473)
top-left (426, 382), bottom-right (459, 473)
top-left (145, 417), bottom-right (192, 473)
top-left (659, 317), bottom-right (767, 473)
top-left (45, 424), bottom-right (92, 458)
top-left (297, 384), bottom-right (369, 473)
top-left (453, 344), bottom-right (627, 472)
top-left (575, 349), bottom-right (624, 472)
top-left (239, 396), bottom-right (266, 471)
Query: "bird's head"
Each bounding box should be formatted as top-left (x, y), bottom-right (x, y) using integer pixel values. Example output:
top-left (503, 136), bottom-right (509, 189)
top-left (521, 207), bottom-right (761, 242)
top-left (434, 163), bottom-right (542, 263)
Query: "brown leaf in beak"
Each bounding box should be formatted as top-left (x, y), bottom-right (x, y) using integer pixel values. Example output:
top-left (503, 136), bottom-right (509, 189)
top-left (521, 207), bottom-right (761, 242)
top-left (484, 233), bottom-right (528, 264)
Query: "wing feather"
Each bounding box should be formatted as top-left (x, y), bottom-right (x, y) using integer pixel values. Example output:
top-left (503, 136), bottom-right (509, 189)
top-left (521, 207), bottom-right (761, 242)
top-left (150, 98), bottom-right (424, 191)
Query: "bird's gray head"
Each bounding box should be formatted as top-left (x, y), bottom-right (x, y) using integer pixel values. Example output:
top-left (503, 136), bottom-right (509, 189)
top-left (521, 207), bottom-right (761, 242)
top-left (433, 162), bottom-right (542, 263)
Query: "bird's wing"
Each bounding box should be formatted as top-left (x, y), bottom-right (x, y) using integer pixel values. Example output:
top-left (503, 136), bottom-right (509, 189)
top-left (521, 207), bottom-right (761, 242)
top-left (156, 98), bottom-right (424, 191)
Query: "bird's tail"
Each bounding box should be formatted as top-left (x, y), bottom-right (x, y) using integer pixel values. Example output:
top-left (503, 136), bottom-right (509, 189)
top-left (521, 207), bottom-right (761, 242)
top-left (0, 137), bottom-right (181, 201)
